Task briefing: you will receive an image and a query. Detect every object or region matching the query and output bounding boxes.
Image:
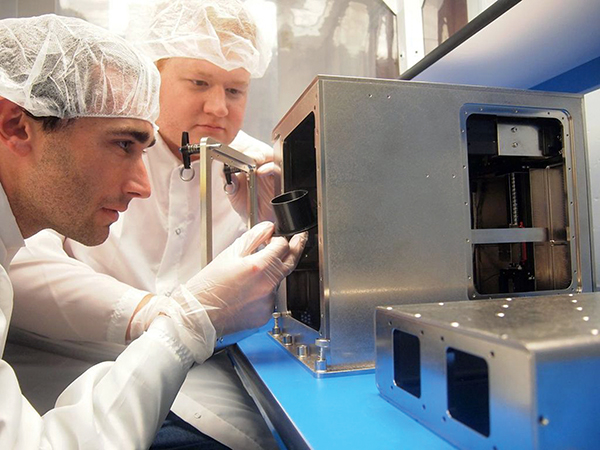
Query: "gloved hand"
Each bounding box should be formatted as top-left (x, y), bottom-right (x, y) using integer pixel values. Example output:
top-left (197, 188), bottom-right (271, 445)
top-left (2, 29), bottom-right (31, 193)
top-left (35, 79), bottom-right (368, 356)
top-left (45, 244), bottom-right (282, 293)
top-left (223, 133), bottom-right (278, 223)
top-left (128, 222), bottom-right (307, 363)
top-left (184, 221), bottom-right (306, 337)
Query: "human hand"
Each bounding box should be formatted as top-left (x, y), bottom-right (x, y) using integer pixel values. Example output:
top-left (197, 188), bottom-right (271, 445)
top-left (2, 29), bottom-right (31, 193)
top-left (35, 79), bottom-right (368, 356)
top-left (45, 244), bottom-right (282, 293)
top-left (224, 139), bottom-right (278, 223)
top-left (127, 222), bottom-right (306, 363)
top-left (183, 221), bottom-right (306, 337)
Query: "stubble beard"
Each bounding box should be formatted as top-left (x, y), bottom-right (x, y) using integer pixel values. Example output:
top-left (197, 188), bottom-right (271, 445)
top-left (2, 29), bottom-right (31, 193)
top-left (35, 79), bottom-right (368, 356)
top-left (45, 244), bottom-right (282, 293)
top-left (24, 136), bottom-right (109, 246)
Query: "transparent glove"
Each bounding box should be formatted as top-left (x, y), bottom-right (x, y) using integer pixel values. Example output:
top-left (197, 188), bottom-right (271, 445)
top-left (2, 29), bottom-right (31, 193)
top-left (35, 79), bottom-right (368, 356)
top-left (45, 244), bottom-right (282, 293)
top-left (128, 222), bottom-right (307, 362)
top-left (224, 140), bottom-right (278, 223)
top-left (186, 221), bottom-right (306, 337)
top-left (128, 288), bottom-right (217, 365)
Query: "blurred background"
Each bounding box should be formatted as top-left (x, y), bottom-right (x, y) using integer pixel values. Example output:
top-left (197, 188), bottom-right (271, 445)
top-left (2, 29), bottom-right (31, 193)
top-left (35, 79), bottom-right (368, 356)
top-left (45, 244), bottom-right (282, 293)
top-left (4, 0), bottom-right (600, 284)
top-left (0, 0), bottom-right (499, 143)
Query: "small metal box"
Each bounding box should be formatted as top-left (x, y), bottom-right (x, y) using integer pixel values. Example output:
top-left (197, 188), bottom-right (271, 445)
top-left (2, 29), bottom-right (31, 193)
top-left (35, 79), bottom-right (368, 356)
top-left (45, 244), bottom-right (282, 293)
top-left (269, 75), bottom-right (593, 375)
top-left (375, 294), bottom-right (600, 449)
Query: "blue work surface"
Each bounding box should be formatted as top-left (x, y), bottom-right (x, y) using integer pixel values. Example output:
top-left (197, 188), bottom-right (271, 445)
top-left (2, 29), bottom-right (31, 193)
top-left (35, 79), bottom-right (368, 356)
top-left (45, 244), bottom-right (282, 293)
top-left (234, 331), bottom-right (455, 450)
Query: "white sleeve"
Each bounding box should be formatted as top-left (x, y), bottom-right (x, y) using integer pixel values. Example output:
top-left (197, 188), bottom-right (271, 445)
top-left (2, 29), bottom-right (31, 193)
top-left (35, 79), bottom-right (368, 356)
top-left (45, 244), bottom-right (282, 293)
top-left (0, 316), bottom-right (193, 450)
top-left (230, 129), bottom-right (273, 157)
top-left (9, 230), bottom-right (147, 344)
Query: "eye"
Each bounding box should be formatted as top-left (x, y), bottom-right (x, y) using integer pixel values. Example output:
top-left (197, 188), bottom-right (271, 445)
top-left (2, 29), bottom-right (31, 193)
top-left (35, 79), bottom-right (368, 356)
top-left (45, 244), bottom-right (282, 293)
top-left (116, 140), bottom-right (134, 153)
top-left (191, 79), bottom-right (208, 87)
top-left (226, 88), bottom-right (245, 97)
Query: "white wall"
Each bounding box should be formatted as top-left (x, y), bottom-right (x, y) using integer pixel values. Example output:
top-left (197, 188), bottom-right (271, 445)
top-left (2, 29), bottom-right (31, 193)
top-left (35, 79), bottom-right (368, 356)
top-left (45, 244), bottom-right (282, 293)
top-left (585, 88), bottom-right (600, 288)
top-left (396, 0), bottom-right (425, 73)
top-left (396, 0), bottom-right (499, 73)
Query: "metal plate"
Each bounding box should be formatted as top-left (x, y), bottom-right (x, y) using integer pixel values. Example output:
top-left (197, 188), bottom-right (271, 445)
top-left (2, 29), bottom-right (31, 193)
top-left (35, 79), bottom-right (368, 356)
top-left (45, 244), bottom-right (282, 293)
top-left (376, 293), bottom-right (600, 450)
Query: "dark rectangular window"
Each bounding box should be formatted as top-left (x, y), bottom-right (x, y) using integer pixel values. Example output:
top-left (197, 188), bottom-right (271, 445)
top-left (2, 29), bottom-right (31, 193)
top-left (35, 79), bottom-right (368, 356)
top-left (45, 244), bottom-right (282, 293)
top-left (446, 347), bottom-right (490, 436)
top-left (393, 329), bottom-right (421, 398)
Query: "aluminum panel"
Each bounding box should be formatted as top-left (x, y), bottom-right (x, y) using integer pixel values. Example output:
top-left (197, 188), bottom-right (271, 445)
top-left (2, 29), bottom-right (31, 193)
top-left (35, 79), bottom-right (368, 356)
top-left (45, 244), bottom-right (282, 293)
top-left (376, 293), bottom-right (600, 449)
top-left (270, 76), bottom-right (593, 375)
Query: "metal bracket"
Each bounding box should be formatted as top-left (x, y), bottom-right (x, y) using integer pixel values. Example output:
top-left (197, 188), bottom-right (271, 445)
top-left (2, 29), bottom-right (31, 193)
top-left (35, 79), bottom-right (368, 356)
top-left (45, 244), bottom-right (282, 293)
top-left (180, 136), bottom-right (259, 268)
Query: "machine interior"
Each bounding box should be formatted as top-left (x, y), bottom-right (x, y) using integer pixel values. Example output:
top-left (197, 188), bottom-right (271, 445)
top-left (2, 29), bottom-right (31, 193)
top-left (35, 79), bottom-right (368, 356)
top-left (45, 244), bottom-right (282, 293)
top-left (282, 112), bottom-right (321, 331)
top-left (280, 110), bottom-right (573, 329)
top-left (467, 114), bottom-right (571, 295)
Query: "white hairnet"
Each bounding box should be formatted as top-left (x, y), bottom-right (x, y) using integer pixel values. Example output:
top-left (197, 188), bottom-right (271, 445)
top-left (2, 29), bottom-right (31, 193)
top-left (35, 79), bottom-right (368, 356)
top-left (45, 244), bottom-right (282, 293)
top-left (133, 0), bottom-right (271, 78)
top-left (0, 14), bottom-right (160, 125)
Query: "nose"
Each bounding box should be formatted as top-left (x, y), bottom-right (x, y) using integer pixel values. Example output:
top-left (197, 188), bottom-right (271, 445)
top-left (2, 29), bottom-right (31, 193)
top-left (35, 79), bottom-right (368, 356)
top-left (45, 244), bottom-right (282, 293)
top-left (125, 157), bottom-right (151, 200)
top-left (203, 86), bottom-right (228, 117)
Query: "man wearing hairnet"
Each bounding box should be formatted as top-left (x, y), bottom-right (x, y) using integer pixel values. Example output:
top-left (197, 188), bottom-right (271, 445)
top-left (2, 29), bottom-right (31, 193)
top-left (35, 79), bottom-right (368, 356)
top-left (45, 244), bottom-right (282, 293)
top-left (0, 13), bottom-right (304, 449)
top-left (6, 1), bottom-right (296, 449)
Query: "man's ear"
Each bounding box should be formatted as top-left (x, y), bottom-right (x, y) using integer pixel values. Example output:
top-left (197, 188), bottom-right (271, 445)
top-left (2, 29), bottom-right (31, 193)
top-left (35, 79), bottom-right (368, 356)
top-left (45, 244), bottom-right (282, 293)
top-left (0, 98), bottom-right (35, 156)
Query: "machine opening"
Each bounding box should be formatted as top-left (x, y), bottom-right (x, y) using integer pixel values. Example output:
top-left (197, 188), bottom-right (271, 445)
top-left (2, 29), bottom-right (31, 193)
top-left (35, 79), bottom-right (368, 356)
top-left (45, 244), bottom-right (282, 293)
top-left (467, 114), bottom-right (571, 295)
top-left (283, 112), bottom-right (320, 331)
top-left (446, 348), bottom-right (490, 437)
top-left (393, 329), bottom-right (421, 398)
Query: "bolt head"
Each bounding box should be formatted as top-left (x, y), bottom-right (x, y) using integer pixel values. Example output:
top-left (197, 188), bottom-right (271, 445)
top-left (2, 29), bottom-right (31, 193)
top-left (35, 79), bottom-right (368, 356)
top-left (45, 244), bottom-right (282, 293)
top-left (315, 338), bottom-right (330, 348)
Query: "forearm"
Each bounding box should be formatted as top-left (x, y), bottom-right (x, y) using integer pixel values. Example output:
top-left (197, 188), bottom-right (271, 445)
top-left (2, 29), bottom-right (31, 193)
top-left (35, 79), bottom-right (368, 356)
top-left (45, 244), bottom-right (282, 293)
top-left (0, 315), bottom-right (195, 449)
top-left (44, 317), bottom-right (192, 449)
top-left (10, 230), bottom-right (149, 344)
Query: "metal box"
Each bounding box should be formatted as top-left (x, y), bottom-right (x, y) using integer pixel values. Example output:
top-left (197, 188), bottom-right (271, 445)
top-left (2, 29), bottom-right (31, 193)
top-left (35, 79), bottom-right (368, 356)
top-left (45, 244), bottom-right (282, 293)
top-left (269, 75), bottom-right (593, 375)
top-left (375, 294), bottom-right (600, 449)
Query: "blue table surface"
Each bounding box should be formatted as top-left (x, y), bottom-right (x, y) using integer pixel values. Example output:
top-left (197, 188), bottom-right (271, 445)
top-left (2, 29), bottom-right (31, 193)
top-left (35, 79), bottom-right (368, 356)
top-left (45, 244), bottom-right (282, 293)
top-left (237, 331), bottom-right (456, 450)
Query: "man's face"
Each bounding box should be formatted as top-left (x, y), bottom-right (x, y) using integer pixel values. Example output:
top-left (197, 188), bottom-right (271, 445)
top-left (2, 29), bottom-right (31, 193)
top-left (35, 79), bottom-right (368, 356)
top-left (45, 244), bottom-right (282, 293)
top-left (156, 57), bottom-right (250, 158)
top-left (23, 117), bottom-right (155, 245)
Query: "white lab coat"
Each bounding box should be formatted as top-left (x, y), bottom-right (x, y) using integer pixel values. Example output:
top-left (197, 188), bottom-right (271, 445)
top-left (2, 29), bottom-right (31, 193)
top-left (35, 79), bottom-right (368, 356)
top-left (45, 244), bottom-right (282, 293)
top-left (7, 132), bottom-right (278, 450)
top-left (0, 183), bottom-right (196, 449)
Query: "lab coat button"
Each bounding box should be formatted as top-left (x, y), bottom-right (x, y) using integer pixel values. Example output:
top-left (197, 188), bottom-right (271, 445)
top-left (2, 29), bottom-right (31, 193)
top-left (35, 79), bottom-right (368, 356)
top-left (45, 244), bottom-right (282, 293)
top-left (175, 228), bottom-right (182, 235)
top-left (194, 412), bottom-right (201, 419)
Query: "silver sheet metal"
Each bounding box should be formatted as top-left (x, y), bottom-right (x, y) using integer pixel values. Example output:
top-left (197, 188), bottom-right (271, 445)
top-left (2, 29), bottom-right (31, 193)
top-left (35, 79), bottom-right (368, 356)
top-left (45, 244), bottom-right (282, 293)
top-left (269, 76), bottom-right (593, 376)
top-left (375, 294), bottom-right (600, 450)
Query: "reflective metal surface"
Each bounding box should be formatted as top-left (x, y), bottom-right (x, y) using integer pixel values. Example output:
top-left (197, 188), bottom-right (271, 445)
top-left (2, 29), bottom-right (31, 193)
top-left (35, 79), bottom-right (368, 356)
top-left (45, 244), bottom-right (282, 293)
top-left (10, 0), bottom-right (398, 145)
top-left (195, 138), bottom-right (258, 267)
top-left (376, 293), bottom-right (600, 450)
top-left (245, 0), bottom-right (399, 142)
top-left (271, 75), bottom-right (593, 375)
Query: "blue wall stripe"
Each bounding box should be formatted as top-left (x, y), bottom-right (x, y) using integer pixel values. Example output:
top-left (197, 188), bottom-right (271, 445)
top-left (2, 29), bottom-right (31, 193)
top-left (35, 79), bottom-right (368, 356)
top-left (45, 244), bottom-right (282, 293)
top-left (531, 55), bottom-right (600, 94)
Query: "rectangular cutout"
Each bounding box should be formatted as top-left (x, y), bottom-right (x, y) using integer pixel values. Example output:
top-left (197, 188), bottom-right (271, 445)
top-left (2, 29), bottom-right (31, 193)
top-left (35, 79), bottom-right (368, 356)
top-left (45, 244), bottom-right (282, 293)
top-left (446, 347), bottom-right (490, 436)
top-left (467, 114), bottom-right (571, 295)
top-left (283, 112), bottom-right (320, 331)
top-left (393, 329), bottom-right (421, 398)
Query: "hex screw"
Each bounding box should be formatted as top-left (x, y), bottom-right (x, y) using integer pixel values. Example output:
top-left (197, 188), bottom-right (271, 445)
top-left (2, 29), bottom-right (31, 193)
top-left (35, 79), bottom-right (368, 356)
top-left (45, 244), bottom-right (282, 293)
top-left (314, 338), bottom-right (330, 372)
top-left (272, 311), bottom-right (282, 336)
top-left (282, 333), bottom-right (293, 346)
top-left (297, 344), bottom-right (309, 358)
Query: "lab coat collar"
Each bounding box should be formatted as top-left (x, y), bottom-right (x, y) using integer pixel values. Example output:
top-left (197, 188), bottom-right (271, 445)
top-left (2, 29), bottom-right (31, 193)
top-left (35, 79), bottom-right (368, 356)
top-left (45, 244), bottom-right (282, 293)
top-left (152, 132), bottom-right (184, 169)
top-left (0, 183), bottom-right (24, 270)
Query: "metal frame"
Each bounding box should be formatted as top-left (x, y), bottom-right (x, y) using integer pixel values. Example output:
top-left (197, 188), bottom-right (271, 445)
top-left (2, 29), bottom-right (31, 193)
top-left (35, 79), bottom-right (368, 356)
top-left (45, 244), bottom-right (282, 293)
top-left (268, 75), bottom-right (593, 377)
top-left (195, 137), bottom-right (258, 267)
top-left (376, 294), bottom-right (600, 449)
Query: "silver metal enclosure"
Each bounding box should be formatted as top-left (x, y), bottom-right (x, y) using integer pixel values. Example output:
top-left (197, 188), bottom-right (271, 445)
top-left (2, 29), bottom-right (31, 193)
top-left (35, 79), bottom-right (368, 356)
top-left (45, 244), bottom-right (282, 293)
top-left (270, 75), bottom-right (593, 375)
top-left (375, 295), bottom-right (600, 449)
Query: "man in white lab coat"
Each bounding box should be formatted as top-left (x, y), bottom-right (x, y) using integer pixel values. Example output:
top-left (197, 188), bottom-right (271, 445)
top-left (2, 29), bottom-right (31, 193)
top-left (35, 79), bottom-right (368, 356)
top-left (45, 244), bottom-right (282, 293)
top-left (0, 13), bottom-right (305, 449)
top-left (7, 1), bottom-right (289, 449)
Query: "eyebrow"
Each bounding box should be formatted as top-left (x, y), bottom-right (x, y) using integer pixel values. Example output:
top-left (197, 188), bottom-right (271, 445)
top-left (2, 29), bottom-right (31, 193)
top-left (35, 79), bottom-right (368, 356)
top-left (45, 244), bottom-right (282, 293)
top-left (109, 128), bottom-right (156, 148)
top-left (189, 71), bottom-right (250, 87)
